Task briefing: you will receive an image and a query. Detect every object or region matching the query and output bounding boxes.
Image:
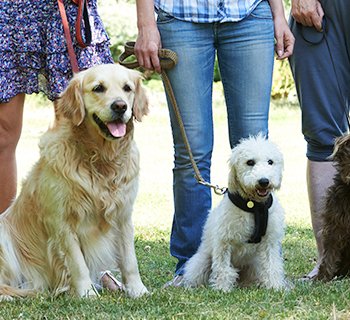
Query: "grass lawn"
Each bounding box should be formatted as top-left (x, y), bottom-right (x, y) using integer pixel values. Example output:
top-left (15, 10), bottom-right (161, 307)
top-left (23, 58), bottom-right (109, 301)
top-left (4, 82), bottom-right (350, 319)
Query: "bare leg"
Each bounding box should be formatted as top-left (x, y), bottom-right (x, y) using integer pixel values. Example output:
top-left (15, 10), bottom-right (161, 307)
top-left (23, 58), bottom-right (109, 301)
top-left (305, 160), bottom-right (336, 279)
top-left (0, 94), bottom-right (25, 214)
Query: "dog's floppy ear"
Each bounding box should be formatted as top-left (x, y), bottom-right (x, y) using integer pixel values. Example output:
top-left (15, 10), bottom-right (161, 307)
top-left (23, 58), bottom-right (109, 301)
top-left (56, 75), bottom-right (85, 126)
top-left (332, 134), bottom-right (350, 183)
top-left (332, 134), bottom-right (350, 161)
top-left (130, 71), bottom-right (149, 121)
top-left (227, 145), bottom-right (241, 191)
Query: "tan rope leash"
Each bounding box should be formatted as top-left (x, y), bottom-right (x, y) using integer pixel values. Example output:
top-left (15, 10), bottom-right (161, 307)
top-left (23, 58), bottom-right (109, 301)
top-left (119, 42), bottom-right (227, 195)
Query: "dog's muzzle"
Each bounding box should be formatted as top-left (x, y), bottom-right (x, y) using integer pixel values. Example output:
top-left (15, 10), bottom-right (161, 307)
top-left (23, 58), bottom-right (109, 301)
top-left (111, 99), bottom-right (127, 117)
top-left (256, 178), bottom-right (271, 197)
top-left (92, 99), bottom-right (130, 139)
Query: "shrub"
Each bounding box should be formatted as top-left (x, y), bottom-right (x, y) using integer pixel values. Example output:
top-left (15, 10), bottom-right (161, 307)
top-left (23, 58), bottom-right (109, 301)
top-left (271, 59), bottom-right (296, 100)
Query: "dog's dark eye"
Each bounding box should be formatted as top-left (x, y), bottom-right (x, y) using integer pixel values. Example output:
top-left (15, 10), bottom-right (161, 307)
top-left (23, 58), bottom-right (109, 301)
top-left (268, 159), bottom-right (274, 165)
top-left (123, 84), bottom-right (132, 92)
top-left (247, 160), bottom-right (255, 166)
top-left (92, 84), bottom-right (105, 93)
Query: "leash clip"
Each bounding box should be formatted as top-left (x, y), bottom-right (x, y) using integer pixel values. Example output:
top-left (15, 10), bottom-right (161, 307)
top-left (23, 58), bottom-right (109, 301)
top-left (198, 180), bottom-right (227, 195)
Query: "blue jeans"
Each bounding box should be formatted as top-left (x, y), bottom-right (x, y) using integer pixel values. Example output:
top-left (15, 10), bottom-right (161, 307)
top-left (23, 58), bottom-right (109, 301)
top-left (157, 0), bottom-right (274, 275)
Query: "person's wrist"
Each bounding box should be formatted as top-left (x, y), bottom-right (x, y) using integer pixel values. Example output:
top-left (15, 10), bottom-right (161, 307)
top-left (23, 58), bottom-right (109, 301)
top-left (272, 13), bottom-right (287, 25)
top-left (137, 19), bottom-right (157, 30)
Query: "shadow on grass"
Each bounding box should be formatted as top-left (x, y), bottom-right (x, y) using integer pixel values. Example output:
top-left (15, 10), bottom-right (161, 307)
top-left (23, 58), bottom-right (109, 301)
top-left (135, 224), bottom-right (319, 288)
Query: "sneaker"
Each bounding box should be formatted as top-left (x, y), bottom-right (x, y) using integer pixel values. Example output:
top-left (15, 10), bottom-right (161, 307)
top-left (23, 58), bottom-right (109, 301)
top-left (299, 263), bottom-right (320, 281)
top-left (163, 275), bottom-right (184, 288)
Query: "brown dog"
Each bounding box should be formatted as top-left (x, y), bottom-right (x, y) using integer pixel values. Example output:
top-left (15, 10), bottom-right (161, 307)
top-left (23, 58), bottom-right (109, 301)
top-left (0, 64), bottom-right (149, 299)
top-left (315, 134), bottom-right (350, 281)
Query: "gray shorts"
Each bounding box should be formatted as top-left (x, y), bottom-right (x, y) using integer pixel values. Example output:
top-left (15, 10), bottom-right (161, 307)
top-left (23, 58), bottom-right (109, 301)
top-left (289, 0), bottom-right (350, 161)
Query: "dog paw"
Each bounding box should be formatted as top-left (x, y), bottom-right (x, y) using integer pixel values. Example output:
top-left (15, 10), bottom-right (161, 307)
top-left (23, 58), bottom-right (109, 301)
top-left (313, 269), bottom-right (335, 282)
top-left (261, 277), bottom-right (288, 290)
top-left (182, 277), bottom-right (196, 289)
top-left (270, 282), bottom-right (287, 291)
top-left (209, 269), bottom-right (238, 292)
top-left (81, 284), bottom-right (100, 298)
top-left (0, 295), bottom-right (14, 302)
top-left (125, 283), bottom-right (149, 298)
top-left (210, 282), bottom-right (234, 292)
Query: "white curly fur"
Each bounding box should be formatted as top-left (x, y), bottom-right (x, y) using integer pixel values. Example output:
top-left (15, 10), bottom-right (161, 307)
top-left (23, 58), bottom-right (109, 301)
top-left (184, 134), bottom-right (286, 291)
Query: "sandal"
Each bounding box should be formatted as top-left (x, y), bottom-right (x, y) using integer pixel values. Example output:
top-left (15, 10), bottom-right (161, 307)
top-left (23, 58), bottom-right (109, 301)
top-left (99, 270), bottom-right (124, 292)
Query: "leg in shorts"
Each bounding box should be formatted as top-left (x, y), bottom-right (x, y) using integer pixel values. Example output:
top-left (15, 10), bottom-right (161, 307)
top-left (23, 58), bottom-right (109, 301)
top-left (289, 0), bottom-right (350, 161)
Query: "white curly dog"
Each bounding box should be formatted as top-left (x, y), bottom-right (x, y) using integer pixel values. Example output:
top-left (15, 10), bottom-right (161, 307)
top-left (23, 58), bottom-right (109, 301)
top-left (184, 135), bottom-right (286, 291)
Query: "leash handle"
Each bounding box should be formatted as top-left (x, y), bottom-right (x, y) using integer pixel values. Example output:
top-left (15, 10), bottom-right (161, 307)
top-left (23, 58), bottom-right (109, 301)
top-left (57, 0), bottom-right (79, 73)
top-left (74, 0), bottom-right (92, 48)
top-left (118, 41), bottom-right (178, 70)
top-left (58, 0), bottom-right (92, 73)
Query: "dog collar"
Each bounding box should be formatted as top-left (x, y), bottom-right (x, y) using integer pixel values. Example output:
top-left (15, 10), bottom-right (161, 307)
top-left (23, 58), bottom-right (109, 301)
top-left (227, 191), bottom-right (273, 244)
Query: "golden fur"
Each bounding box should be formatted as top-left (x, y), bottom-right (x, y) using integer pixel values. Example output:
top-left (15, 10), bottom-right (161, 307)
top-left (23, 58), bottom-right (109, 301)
top-left (0, 64), bottom-right (149, 299)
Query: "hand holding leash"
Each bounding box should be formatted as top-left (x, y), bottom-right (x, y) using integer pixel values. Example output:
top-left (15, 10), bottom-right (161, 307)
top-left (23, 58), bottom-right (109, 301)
top-left (118, 41), bottom-right (177, 70)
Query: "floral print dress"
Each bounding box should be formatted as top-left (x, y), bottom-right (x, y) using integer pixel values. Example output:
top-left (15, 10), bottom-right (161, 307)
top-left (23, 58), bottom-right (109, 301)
top-left (0, 0), bottom-right (114, 102)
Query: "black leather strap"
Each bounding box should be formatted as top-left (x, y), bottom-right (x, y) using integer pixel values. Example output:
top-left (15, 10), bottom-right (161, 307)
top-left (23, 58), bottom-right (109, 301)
top-left (227, 191), bottom-right (273, 243)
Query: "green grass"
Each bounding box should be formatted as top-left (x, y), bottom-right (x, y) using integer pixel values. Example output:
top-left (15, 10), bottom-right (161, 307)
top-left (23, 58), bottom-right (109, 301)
top-left (8, 81), bottom-right (350, 319)
top-left (1, 227), bottom-right (350, 319)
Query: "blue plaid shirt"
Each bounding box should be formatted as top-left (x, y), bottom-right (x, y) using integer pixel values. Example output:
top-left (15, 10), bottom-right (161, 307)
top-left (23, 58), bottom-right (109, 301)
top-left (154, 0), bottom-right (264, 23)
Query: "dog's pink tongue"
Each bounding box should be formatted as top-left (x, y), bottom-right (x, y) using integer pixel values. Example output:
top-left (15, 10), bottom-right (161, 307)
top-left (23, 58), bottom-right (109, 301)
top-left (107, 122), bottom-right (126, 138)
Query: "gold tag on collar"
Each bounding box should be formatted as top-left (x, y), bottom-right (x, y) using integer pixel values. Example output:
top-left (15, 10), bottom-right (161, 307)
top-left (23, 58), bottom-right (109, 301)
top-left (247, 201), bottom-right (254, 209)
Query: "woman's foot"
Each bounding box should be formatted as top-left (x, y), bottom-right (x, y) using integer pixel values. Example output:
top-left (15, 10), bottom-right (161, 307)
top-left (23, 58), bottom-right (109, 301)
top-left (163, 275), bottom-right (184, 288)
top-left (100, 270), bottom-right (123, 291)
top-left (300, 262), bottom-right (320, 281)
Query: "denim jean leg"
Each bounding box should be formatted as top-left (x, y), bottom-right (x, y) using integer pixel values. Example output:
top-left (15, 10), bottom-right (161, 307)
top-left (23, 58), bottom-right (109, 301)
top-left (157, 17), bottom-right (216, 274)
top-left (217, 0), bottom-right (274, 147)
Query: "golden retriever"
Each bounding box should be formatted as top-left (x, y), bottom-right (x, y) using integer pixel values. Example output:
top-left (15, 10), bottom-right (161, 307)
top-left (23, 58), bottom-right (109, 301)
top-left (0, 64), bottom-right (149, 299)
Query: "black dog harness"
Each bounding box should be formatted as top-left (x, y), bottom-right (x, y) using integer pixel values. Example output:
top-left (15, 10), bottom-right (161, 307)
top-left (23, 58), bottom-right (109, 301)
top-left (227, 191), bottom-right (273, 244)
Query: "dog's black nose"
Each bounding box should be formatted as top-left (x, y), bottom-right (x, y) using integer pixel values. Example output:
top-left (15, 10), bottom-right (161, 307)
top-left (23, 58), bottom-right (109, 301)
top-left (111, 99), bottom-right (127, 116)
top-left (258, 178), bottom-right (270, 188)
